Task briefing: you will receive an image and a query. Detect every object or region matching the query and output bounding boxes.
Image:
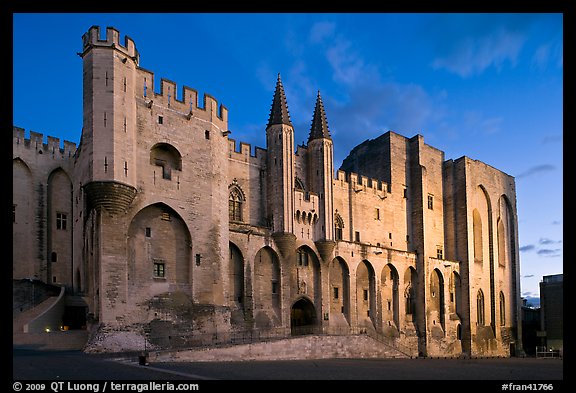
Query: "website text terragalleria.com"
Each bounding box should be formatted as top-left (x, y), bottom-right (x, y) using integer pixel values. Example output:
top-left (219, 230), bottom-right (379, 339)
top-left (12, 382), bottom-right (200, 392)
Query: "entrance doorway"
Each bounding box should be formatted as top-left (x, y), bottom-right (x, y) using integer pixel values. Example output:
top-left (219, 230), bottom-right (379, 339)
top-left (290, 297), bottom-right (317, 335)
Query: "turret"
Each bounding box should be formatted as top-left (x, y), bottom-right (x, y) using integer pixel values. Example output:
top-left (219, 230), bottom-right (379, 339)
top-left (78, 26), bottom-right (138, 213)
top-left (266, 74), bottom-right (296, 254)
top-left (307, 92), bottom-right (335, 260)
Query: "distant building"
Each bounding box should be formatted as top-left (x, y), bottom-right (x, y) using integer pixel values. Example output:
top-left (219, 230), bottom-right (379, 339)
top-left (521, 298), bottom-right (541, 356)
top-left (539, 274), bottom-right (563, 353)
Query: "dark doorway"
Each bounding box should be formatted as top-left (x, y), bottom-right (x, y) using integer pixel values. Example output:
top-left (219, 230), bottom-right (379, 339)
top-left (291, 298), bottom-right (316, 335)
top-left (62, 306), bottom-right (87, 329)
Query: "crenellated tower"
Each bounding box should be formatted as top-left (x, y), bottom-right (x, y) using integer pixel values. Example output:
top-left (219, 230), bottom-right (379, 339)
top-left (266, 74), bottom-right (296, 255)
top-left (307, 91), bottom-right (335, 261)
top-left (78, 26), bottom-right (139, 213)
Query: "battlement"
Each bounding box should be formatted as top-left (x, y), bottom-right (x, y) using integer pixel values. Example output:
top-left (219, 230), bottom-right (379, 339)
top-left (136, 69), bottom-right (228, 125)
top-left (13, 126), bottom-right (77, 158)
top-left (335, 169), bottom-right (389, 196)
top-left (227, 138), bottom-right (267, 161)
top-left (81, 25), bottom-right (139, 64)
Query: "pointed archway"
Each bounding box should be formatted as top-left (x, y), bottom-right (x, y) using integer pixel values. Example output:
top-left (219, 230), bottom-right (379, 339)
top-left (290, 297), bottom-right (317, 335)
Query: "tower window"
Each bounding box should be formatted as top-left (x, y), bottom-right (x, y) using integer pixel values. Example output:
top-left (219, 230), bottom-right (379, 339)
top-left (158, 115), bottom-right (163, 124)
top-left (56, 213), bottom-right (68, 230)
top-left (437, 247), bottom-right (443, 259)
top-left (145, 227), bottom-right (151, 237)
top-left (363, 289), bottom-right (368, 301)
top-left (355, 231), bottom-right (360, 242)
top-left (375, 208), bottom-right (380, 220)
top-left (205, 130), bottom-right (210, 140)
top-left (427, 194), bottom-right (434, 210)
top-left (333, 287), bottom-right (339, 299)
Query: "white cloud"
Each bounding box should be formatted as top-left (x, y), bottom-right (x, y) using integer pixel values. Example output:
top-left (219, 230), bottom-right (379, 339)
top-left (432, 28), bottom-right (526, 77)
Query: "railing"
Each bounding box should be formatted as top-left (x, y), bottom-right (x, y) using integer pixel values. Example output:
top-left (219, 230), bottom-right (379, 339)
top-left (536, 346), bottom-right (561, 358)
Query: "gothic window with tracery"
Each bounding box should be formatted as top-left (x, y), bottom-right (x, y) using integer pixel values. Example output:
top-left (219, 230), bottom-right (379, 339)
top-left (335, 213), bottom-right (344, 240)
top-left (229, 185), bottom-right (244, 222)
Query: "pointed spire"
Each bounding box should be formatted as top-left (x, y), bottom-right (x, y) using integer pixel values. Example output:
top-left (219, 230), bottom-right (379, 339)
top-left (267, 73), bottom-right (293, 128)
top-left (308, 90), bottom-right (331, 141)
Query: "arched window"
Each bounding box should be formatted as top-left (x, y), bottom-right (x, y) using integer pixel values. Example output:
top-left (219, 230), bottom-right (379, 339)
top-left (473, 209), bottom-right (483, 264)
top-left (150, 143), bottom-right (182, 181)
top-left (477, 289), bottom-right (485, 326)
top-left (334, 213), bottom-right (344, 240)
top-left (499, 291), bottom-right (506, 326)
top-left (229, 187), bottom-right (244, 222)
top-left (405, 285), bottom-right (414, 315)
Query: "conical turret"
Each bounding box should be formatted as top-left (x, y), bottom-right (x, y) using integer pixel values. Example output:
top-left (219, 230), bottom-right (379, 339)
top-left (267, 73), bottom-right (293, 128)
top-left (308, 90), bottom-right (331, 141)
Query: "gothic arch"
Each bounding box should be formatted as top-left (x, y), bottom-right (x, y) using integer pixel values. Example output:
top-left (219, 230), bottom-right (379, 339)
top-left (329, 257), bottom-right (350, 324)
top-left (47, 167), bottom-right (73, 286)
top-left (477, 289), bottom-right (486, 326)
top-left (429, 268), bottom-right (445, 332)
top-left (13, 158), bottom-right (34, 279)
top-left (498, 193), bottom-right (519, 327)
top-left (229, 242), bottom-right (245, 306)
top-left (499, 291), bottom-right (506, 326)
top-left (381, 263), bottom-right (399, 330)
top-left (404, 267), bottom-right (417, 319)
top-left (296, 245), bottom-right (321, 313)
top-left (356, 260), bottom-right (376, 328)
top-left (127, 203), bottom-right (192, 295)
top-left (254, 246), bottom-right (281, 328)
top-left (450, 271), bottom-right (462, 318)
top-left (290, 296), bottom-right (317, 335)
top-left (473, 208), bottom-right (483, 265)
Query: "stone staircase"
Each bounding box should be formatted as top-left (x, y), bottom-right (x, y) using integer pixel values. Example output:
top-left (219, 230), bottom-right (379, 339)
top-left (13, 295), bottom-right (89, 351)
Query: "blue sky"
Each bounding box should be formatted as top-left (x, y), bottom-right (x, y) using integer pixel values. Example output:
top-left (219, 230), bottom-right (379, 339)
top-left (12, 13), bottom-right (563, 299)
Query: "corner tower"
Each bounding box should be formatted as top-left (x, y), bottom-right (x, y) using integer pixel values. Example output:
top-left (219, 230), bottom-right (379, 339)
top-left (307, 92), bottom-right (335, 260)
top-left (78, 26), bottom-right (139, 213)
top-left (266, 74), bottom-right (296, 254)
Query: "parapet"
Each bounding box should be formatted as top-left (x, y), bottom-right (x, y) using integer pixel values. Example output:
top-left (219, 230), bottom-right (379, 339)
top-left (81, 26), bottom-right (139, 64)
top-left (227, 138), bottom-right (267, 162)
top-left (335, 169), bottom-right (389, 196)
top-left (136, 69), bottom-right (228, 126)
top-left (13, 126), bottom-right (77, 158)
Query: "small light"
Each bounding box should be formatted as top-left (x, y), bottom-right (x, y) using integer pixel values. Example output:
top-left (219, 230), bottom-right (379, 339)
top-left (45, 328), bottom-right (51, 333)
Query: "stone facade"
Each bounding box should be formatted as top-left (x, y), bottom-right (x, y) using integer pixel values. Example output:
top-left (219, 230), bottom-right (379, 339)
top-left (12, 25), bottom-right (523, 357)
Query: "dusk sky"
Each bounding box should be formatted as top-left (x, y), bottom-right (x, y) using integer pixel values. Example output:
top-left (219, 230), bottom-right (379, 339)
top-left (12, 13), bottom-right (563, 300)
